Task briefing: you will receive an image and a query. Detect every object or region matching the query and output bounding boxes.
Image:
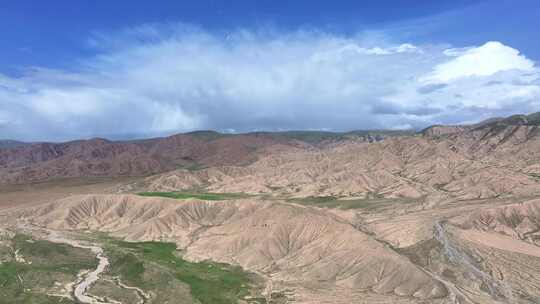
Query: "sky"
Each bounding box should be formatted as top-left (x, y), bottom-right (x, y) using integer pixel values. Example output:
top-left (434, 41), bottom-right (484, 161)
top-left (1, 0), bottom-right (540, 141)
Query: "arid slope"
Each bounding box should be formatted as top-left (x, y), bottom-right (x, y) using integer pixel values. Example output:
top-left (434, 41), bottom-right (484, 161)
top-left (10, 194), bottom-right (447, 302)
top-left (3, 113), bottom-right (540, 303)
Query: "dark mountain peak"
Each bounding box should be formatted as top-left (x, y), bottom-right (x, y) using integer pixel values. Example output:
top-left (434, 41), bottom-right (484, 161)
top-left (422, 111), bottom-right (540, 138)
top-left (471, 111), bottom-right (540, 131)
top-left (183, 130), bottom-right (232, 141)
top-left (421, 125), bottom-right (468, 137)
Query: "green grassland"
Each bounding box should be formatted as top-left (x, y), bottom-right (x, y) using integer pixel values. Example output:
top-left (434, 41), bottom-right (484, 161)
top-left (99, 237), bottom-right (265, 304)
top-left (138, 191), bottom-right (250, 201)
top-left (0, 232), bottom-right (268, 304)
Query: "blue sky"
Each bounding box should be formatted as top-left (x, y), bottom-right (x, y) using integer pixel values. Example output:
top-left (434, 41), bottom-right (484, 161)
top-left (1, 0), bottom-right (540, 141)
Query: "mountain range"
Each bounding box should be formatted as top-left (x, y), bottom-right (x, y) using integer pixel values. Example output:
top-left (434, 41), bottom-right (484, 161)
top-left (1, 112), bottom-right (539, 185)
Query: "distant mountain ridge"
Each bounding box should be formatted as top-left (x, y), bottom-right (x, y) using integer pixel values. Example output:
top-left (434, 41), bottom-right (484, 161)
top-left (1, 112), bottom-right (538, 184)
top-left (0, 129), bottom-right (404, 184)
top-left (421, 111), bottom-right (540, 137)
top-left (0, 140), bottom-right (30, 149)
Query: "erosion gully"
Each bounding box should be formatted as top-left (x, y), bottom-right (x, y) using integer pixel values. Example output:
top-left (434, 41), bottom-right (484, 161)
top-left (433, 220), bottom-right (514, 304)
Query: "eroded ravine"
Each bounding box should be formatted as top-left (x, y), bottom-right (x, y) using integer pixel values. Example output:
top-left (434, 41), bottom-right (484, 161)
top-left (110, 277), bottom-right (150, 304)
top-left (434, 221), bottom-right (515, 304)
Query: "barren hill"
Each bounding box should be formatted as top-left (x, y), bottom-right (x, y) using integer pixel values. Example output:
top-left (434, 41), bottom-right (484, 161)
top-left (11, 194), bottom-right (448, 302)
top-left (133, 113), bottom-right (540, 204)
top-left (2, 112), bottom-right (540, 303)
top-left (4, 112), bottom-right (537, 186)
top-left (0, 134), bottom-right (301, 184)
top-left (0, 131), bottom-right (401, 184)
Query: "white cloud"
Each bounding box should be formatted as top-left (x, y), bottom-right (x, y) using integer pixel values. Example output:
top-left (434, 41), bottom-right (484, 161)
top-left (390, 124), bottom-right (413, 130)
top-left (0, 111), bottom-right (10, 125)
top-left (0, 25), bottom-right (538, 141)
top-left (422, 41), bottom-right (535, 83)
top-left (312, 42), bottom-right (421, 61)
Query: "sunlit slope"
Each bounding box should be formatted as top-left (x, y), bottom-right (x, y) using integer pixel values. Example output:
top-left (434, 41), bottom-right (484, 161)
top-left (16, 194), bottom-right (447, 301)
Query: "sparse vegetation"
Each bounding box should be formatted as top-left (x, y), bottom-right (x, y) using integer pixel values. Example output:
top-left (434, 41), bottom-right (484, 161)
top-left (288, 195), bottom-right (417, 210)
top-left (0, 234), bottom-right (96, 304)
top-left (138, 191), bottom-right (250, 201)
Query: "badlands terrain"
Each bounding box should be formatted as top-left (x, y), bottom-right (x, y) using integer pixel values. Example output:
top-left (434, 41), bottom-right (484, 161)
top-left (1, 113), bottom-right (540, 303)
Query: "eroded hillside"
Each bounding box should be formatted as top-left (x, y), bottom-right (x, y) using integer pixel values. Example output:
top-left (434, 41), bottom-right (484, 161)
top-left (2, 113), bottom-right (540, 303)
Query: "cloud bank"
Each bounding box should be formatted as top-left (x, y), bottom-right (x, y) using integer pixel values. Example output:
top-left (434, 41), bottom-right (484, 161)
top-left (1, 25), bottom-right (539, 141)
